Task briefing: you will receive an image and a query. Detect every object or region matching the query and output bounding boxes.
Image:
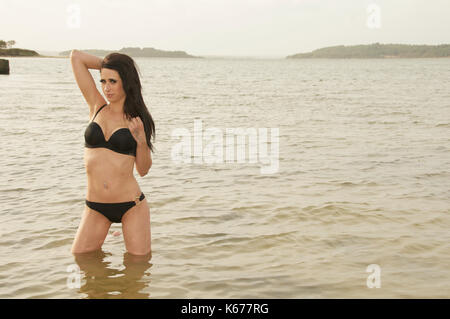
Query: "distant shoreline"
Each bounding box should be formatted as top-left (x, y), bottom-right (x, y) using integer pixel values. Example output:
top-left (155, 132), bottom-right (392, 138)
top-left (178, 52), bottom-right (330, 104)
top-left (0, 48), bottom-right (40, 57)
top-left (0, 46), bottom-right (199, 58)
top-left (4, 43), bottom-right (450, 59)
top-left (59, 47), bottom-right (199, 58)
top-left (287, 43), bottom-right (450, 59)
top-left (1, 55), bottom-right (66, 58)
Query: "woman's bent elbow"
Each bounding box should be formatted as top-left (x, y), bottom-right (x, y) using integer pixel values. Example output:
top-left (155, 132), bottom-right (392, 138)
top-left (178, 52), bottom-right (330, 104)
top-left (70, 49), bottom-right (79, 60)
top-left (138, 167), bottom-right (150, 177)
top-left (139, 171), bottom-right (148, 177)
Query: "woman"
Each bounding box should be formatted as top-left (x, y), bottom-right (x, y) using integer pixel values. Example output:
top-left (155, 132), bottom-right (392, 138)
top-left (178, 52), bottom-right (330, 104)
top-left (70, 50), bottom-right (155, 256)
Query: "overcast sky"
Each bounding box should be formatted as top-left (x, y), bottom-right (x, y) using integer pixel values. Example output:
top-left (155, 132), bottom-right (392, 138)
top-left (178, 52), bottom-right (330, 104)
top-left (1, 0), bottom-right (450, 57)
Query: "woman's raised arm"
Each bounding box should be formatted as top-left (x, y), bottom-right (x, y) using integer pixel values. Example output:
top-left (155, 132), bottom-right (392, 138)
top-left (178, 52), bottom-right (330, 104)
top-left (70, 49), bottom-right (106, 116)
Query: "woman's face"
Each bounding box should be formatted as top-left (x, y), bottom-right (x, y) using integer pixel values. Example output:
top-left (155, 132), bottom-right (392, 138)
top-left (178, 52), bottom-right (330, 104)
top-left (100, 68), bottom-right (126, 102)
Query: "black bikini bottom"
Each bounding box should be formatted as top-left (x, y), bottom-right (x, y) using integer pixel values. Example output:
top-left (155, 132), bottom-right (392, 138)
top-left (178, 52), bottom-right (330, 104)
top-left (85, 192), bottom-right (145, 223)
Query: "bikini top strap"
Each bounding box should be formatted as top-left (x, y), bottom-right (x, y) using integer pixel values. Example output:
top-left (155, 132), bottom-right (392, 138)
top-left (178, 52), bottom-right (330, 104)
top-left (92, 103), bottom-right (107, 122)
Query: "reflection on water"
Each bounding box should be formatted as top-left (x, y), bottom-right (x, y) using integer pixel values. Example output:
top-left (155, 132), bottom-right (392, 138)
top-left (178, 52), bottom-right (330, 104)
top-left (73, 250), bottom-right (152, 299)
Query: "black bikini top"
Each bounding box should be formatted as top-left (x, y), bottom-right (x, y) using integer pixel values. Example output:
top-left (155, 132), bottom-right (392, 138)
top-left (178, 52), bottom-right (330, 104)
top-left (84, 103), bottom-right (137, 156)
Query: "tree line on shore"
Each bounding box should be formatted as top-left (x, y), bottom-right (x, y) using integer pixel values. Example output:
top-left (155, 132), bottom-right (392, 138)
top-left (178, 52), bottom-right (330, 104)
top-left (287, 43), bottom-right (450, 59)
top-left (0, 39), bottom-right (40, 57)
top-left (0, 40), bottom-right (16, 49)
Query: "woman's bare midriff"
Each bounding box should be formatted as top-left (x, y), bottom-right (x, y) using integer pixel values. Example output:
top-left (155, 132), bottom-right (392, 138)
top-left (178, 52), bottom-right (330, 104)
top-left (84, 147), bottom-right (141, 202)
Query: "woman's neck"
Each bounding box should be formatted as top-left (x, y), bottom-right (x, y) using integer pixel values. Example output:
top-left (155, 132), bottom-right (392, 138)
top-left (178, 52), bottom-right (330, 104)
top-left (107, 96), bottom-right (126, 115)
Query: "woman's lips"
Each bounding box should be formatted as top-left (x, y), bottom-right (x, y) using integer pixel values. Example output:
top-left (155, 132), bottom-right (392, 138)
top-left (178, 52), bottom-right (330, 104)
top-left (106, 94), bottom-right (113, 98)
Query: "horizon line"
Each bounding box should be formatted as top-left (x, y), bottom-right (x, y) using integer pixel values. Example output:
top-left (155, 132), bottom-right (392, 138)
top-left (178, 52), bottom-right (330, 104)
top-left (26, 41), bottom-right (450, 60)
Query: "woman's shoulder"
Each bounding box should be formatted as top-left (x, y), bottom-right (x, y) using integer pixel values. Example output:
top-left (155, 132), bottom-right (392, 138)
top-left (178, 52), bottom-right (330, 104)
top-left (89, 101), bottom-right (108, 120)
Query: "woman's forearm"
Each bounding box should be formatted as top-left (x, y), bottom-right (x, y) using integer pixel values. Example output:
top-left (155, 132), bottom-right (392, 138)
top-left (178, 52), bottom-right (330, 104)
top-left (135, 141), bottom-right (152, 177)
top-left (70, 49), bottom-right (102, 70)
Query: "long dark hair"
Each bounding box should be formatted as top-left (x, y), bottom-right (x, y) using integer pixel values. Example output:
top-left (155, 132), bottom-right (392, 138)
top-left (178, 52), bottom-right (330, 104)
top-left (101, 53), bottom-right (155, 152)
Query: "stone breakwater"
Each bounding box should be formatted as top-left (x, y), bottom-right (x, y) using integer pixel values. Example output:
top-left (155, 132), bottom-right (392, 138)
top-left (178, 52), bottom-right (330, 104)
top-left (0, 59), bottom-right (9, 74)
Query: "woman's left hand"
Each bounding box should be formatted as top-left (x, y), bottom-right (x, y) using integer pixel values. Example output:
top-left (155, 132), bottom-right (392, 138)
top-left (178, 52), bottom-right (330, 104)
top-left (128, 116), bottom-right (146, 145)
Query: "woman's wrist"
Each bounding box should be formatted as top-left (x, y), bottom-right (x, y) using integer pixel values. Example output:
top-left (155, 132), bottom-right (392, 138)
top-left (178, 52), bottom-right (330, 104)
top-left (137, 140), bottom-right (148, 147)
